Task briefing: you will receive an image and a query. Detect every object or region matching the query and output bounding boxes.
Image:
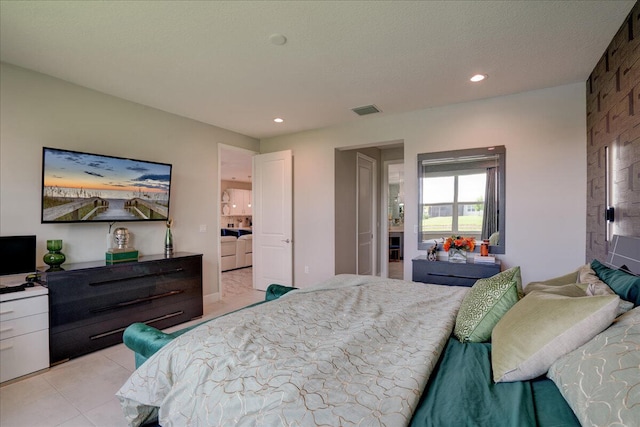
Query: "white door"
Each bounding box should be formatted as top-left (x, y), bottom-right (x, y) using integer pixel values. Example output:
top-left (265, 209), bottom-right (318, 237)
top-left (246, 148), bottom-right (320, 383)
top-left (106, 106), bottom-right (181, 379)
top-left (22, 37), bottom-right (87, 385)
top-left (252, 150), bottom-right (293, 290)
top-left (357, 153), bottom-right (376, 275)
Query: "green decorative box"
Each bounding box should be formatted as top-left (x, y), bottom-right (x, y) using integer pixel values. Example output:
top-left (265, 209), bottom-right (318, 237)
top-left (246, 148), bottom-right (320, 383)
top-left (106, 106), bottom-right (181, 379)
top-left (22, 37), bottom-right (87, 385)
top-left (105, 249), bottom-right (139, 264)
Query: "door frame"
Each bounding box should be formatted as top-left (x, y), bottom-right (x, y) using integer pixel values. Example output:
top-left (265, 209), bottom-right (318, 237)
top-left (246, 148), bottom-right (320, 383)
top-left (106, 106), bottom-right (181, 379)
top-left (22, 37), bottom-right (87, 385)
top-left (356, 153), bottom-right (377, 275)
top-left (217, 144), bottom-right (257, 300)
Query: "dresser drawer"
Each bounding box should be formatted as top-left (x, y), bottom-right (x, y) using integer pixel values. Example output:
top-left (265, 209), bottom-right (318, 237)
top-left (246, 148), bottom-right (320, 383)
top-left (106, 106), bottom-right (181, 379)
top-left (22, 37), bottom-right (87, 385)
top-left (0, 329), bottom-right (50, 383)
top-left (0, 312), bottom-right (49, 340)
top-left (45, 253), bottom-right (203, 364)
top-left (412, 257), bottom-right (501, 287)
top-left (0, 295), bottom-right (48, 322)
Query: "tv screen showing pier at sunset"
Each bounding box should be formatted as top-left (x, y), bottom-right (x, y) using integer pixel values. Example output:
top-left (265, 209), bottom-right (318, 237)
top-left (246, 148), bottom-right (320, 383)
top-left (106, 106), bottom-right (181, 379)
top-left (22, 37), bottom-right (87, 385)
top-left (41, 147), bottom-right (172, 223)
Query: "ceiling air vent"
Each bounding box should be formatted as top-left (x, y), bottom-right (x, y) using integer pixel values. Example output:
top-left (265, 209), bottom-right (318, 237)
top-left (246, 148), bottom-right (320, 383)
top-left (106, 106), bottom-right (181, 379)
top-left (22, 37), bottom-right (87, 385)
top-left (351, 105), bottom-right (381, 116)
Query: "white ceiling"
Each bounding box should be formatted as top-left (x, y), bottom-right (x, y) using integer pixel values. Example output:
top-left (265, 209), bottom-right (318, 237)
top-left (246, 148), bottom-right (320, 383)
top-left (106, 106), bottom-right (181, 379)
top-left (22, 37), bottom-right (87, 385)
top-left (220, 145), bottom-right (254, 184)
top-left (1, 0), bottom-right (635, 144)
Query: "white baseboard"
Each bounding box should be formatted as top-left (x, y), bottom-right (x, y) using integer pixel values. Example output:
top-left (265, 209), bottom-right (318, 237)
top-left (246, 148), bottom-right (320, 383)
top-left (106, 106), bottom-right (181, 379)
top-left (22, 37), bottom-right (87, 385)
top-left (204, 292), bottom-right (220, 305)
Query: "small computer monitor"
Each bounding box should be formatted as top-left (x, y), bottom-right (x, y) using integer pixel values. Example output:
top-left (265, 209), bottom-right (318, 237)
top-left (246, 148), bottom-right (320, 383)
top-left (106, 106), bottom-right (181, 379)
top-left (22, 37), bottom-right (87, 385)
top-left (0, 235), bottom-right (36, 276)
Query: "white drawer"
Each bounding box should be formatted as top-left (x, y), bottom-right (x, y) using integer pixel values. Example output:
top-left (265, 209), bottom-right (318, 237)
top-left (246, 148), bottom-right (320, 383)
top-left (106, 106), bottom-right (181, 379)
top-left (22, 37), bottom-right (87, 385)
top-left (0, 295), bottom-right (48, 321)
top-left (0, 312), bottom-right (49, 340)
top-left (0, 329), bottom-right (49, 383)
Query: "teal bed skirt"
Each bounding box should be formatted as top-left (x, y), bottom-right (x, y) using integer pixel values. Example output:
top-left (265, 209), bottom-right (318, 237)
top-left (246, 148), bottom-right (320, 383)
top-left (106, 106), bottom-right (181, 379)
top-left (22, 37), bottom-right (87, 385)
top-left (410, 338), bottom-right (579, 427)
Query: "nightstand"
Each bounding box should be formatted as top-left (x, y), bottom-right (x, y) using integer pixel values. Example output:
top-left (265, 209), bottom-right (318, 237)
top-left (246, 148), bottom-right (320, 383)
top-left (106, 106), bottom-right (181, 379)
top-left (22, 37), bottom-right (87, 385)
top-left (0, 278), bottom-right (49, 383)
top-left (412, 256), bottom-right (501, 287)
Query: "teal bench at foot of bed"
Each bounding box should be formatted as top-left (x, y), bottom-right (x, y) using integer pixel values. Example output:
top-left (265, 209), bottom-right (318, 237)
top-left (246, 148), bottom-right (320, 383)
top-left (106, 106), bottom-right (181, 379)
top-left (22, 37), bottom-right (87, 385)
top-left (123, 284), bottom-right (297, 368)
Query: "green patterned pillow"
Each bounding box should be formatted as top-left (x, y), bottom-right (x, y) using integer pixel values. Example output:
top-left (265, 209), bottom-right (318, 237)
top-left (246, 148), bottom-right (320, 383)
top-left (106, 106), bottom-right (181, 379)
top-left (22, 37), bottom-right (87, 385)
top-left (547, 306), bottom-right (640, 426)
top-left (453, 266), bottom-right (521, 343)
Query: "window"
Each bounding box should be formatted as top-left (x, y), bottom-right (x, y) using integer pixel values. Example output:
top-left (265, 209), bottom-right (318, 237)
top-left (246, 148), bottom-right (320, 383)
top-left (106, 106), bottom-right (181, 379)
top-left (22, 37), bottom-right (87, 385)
top-left (421, 171), bottom-right (486, 235)
top-left (418, 146), bottom-right (505, 253)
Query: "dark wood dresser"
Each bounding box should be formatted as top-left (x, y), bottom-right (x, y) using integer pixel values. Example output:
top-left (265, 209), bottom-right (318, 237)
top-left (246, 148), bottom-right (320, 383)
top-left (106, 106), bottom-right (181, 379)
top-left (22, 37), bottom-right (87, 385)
top-left (43, 252), bottom-right (203, 364)
top-left (412, 256), bottom-right (501, 287)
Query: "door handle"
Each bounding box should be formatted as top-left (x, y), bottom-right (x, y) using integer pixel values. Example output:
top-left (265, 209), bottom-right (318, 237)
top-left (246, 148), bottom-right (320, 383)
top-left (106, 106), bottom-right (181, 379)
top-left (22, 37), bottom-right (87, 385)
top-left (281, 239), bottom-right (291, 243)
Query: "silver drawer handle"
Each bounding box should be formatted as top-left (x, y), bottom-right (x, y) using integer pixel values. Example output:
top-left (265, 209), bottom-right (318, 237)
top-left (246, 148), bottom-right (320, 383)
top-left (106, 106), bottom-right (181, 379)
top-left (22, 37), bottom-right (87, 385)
top-left (0, 344), bottom-right (14, 351)
top-left (0, 327), bottom-right (14, 333)
top-left (0, 310), bottom-right (15, 315)
top-left (281, 239), bottom-right (291, 243)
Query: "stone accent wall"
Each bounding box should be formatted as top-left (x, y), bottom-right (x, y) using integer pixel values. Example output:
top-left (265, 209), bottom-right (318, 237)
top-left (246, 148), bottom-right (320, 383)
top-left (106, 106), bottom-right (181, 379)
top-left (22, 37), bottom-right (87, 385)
top-left (586, 1), bottom-right (640, 262)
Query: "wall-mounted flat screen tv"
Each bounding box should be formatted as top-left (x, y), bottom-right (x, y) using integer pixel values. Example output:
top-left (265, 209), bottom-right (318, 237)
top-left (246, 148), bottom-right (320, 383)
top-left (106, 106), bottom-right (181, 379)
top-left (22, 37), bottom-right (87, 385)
top-left (41, 147), bottom-right (172, 223)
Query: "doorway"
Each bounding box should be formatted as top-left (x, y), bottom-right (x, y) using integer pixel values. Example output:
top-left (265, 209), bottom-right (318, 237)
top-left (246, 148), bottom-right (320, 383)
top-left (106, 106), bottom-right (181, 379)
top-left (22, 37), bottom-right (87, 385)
top-left (218, 144), bottom-right (258, 303)
top-left (334, 143), bottom-right (404, 277)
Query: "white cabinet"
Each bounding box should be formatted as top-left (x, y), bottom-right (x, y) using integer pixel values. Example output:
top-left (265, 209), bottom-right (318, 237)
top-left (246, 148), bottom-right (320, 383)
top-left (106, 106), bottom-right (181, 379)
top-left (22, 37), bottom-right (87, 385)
top-left (228, 189), bottom-right (252, 215)
top-left (0, 289), bottom-right (49, 383)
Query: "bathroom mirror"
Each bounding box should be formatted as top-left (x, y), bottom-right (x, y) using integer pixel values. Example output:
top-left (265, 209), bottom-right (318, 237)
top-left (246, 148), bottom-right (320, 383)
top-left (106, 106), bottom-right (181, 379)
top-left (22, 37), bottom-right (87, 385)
top-left (418, 146), bottom-right (505, 254)
top-left (388, 163), bottom-right (404, 228)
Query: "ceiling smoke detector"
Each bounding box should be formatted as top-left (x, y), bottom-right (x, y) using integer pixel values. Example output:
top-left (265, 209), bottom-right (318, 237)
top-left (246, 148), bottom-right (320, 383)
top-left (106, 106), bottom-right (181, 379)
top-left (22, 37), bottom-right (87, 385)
top-left (351, 105), bottom-right (381, 116)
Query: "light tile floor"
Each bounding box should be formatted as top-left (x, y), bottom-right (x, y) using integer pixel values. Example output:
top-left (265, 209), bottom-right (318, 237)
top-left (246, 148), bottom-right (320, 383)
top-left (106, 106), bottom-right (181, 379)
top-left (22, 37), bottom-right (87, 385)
top-left (388, 259), bottom-right (404, 280)
top-left (0, 268), bottom-right (263, 427)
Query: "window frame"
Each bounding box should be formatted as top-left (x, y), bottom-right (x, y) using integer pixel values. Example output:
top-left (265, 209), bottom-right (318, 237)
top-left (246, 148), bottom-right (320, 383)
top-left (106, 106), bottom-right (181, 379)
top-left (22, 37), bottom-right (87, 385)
top-left (417, 146), bottom-right (506, 254)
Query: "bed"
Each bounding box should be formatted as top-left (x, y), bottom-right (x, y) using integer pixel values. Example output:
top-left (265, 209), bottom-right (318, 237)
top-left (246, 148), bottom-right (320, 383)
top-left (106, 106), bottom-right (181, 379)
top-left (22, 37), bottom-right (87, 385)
top-left (117, 236), bottom-right (640, 427)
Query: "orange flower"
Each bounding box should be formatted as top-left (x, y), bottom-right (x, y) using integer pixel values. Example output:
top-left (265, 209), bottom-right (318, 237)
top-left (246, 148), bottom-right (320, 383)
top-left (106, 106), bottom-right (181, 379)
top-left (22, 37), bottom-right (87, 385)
top-left (443, 235), bottom-right (476, 252)
top-left (467, 238), bottom-right (476, 252)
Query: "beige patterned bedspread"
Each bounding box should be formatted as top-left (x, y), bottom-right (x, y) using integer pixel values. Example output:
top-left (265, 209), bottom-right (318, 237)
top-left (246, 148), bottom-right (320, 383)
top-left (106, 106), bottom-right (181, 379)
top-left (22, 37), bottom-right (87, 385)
top-left (117, 275), bottom-right (468, 426)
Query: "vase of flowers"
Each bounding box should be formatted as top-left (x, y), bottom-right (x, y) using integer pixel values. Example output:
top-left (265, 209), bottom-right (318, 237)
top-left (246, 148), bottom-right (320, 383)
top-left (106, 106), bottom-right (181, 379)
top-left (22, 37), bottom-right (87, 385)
top-left (443, 235), bottom-right (475, 263)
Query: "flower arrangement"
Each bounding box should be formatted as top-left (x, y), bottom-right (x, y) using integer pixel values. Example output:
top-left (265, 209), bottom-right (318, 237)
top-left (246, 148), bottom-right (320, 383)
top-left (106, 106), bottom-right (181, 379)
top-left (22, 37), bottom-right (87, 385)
top-left (443, 235), bottom-right (476, 252)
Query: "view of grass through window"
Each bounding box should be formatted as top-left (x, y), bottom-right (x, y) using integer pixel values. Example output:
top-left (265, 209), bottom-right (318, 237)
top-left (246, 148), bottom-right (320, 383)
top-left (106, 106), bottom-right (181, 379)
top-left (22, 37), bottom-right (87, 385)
top-left (421, 172), bottom-right (486, 234)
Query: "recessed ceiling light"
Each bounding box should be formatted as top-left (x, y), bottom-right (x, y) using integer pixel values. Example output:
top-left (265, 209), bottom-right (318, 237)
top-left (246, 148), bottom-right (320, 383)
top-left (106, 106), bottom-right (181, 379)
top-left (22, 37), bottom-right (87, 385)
top-left (470, 74), bottom-right (487, 82)
top-left (273, 118), bottom-right (284, 123)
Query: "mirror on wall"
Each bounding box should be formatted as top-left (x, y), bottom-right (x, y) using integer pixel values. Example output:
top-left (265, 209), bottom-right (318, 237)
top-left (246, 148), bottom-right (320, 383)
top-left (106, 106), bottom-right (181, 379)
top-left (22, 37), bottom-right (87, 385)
top-left (417, 146), bottom-right (505, 254)
top-left (388, 163), bottom-right (404, 228)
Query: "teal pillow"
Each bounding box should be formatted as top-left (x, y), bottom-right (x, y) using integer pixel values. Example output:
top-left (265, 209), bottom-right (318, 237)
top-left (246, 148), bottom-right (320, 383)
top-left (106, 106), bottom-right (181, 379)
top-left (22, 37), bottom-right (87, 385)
top-left (453, 266), bottom-right (521, 343)
top-left (591, 260), bottom-right (640, 306)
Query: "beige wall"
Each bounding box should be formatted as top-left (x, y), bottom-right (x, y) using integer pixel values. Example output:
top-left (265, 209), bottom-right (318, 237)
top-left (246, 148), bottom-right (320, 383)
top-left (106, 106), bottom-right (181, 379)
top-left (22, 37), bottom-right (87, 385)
top-left (0, 62), bottom-right (589, 292)
top-left (0, 63), bottom-right (259, 300)
top-left (261, 83), bottom-right (587, 287)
